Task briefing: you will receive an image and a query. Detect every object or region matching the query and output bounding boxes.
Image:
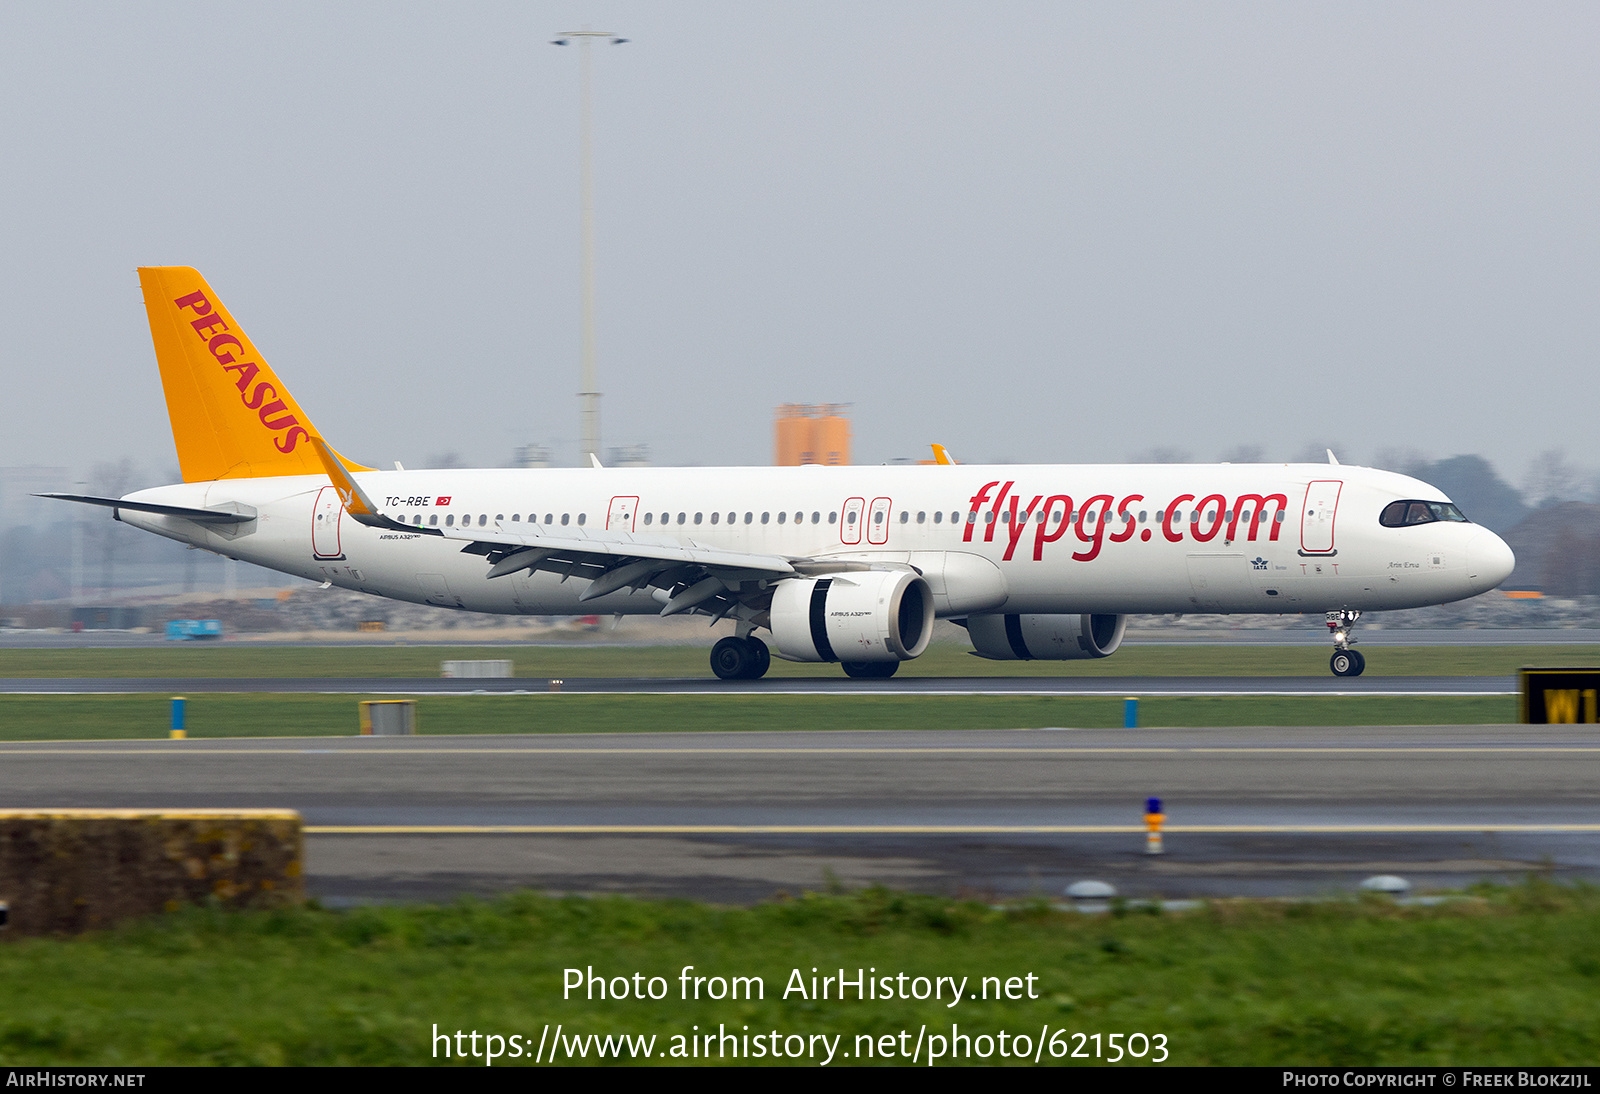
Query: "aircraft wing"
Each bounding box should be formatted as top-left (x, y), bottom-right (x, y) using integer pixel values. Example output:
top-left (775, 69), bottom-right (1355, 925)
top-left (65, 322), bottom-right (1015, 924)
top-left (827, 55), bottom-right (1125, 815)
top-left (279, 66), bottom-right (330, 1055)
top-left (437, 524), bottom-right (801, 618)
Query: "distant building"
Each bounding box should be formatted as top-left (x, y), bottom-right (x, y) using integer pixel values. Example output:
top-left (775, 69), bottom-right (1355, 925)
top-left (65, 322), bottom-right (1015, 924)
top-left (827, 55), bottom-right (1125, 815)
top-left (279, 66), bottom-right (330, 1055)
top-left (513, 444), bottom-right (552, 469)
top-left (775, 404), bottom-right (850, 466)
top-left (606, 445), bottom-right (651, 468)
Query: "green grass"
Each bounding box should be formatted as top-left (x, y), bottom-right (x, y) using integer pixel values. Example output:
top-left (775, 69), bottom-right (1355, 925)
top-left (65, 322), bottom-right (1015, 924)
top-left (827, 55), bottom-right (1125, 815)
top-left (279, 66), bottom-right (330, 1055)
top-left (0, 693), bottom-right (1519, 741)
top-left (1, 643), bottom-right (1597, 679)
top-left (2, 883), bottom-right (1597, 1066)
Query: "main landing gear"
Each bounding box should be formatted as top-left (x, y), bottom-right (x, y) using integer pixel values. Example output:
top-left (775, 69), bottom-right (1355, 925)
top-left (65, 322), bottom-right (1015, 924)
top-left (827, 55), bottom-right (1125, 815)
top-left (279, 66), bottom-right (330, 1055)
top-left (841, 661), bottom-right (899, 679)
top-left (1327, 609), bottom-right (1365, 677)
top-left (710, 635), bottom-right (771, 681)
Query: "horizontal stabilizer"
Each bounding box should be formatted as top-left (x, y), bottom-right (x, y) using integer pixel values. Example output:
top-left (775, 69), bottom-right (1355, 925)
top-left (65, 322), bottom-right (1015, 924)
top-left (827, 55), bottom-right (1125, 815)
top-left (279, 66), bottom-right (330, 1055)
top-left (35, 493), bottom-right (256, 524)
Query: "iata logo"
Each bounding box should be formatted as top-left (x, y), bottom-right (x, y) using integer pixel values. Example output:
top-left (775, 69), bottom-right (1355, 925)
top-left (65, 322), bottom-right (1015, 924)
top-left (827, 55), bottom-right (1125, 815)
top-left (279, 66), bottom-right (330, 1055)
top-left (963, 480), bottom-right (1288, 563)
top-left (173, 290), bottom-right (308, 454)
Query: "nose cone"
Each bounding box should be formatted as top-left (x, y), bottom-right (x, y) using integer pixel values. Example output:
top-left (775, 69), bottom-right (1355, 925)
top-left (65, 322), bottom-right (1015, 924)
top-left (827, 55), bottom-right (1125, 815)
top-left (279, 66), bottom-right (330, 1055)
top-left (1466, 528), bottom-right (1516, 594)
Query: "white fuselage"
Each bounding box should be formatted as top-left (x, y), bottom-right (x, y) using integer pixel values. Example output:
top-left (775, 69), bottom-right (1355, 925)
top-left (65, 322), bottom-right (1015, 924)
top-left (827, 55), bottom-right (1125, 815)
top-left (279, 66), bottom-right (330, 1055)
top-left (117, 462), bottom-right (1514, 618)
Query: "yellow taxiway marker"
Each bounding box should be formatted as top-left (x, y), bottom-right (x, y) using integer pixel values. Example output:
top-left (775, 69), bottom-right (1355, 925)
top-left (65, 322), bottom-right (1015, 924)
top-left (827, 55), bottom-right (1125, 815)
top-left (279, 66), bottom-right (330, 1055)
top-left (304, 823), bottom-right (1600, 835)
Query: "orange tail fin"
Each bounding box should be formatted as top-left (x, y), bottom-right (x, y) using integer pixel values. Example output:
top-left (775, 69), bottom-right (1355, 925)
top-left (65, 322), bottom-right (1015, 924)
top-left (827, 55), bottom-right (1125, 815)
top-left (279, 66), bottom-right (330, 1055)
top-left (138, 266), bottom-right (369, 482)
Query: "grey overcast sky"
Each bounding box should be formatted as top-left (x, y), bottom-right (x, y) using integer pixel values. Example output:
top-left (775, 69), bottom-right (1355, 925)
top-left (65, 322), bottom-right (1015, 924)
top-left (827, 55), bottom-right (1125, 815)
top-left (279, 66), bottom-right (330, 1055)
top-left (2, 2), bottom-right (1596, 480)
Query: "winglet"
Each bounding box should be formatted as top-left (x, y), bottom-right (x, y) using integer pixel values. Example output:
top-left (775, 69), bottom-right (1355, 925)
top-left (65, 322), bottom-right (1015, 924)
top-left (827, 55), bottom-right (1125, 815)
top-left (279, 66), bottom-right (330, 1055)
top-left (310, 436), bottom-right (442, 536)
top-left (931, 443), bottom-right (957, 466)
top-left (310, 435), bottom-right (382, 523)
top-left (1327, 449), bottom-right (1341, 466)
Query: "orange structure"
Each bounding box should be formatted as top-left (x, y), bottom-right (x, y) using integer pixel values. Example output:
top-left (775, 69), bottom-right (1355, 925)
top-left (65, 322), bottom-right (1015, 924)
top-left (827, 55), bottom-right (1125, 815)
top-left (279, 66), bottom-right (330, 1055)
top-left (775, 404), bottom-right (851, 466)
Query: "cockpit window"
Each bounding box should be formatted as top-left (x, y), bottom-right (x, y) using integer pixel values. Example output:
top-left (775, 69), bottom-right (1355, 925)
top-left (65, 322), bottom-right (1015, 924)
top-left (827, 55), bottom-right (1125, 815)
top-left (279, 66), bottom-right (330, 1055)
top-left (1379, 499), bottom-right (1470, 527)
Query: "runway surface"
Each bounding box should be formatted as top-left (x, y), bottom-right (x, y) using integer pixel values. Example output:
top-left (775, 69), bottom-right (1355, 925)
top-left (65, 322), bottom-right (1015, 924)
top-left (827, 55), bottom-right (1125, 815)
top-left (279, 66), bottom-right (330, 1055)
top-left (0, 675), bottom-right (1518, 695)
top-left (5, 628), bottom-right (1598, 648)
top-left (3, 725), bottom-right (1596, 903)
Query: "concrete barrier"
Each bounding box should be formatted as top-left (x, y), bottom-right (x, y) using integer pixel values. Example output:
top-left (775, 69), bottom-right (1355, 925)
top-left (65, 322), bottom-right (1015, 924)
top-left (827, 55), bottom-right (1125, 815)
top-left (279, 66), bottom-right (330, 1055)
top-left (0, 809), bottom-right (303, 936)
top-left (441, 659), bottom-right (513, 679)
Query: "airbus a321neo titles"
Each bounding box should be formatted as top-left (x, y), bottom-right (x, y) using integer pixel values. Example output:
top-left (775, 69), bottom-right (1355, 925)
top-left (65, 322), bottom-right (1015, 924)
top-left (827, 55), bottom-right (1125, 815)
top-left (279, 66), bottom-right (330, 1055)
top-left (43, 268), bottom-right (1516, 680)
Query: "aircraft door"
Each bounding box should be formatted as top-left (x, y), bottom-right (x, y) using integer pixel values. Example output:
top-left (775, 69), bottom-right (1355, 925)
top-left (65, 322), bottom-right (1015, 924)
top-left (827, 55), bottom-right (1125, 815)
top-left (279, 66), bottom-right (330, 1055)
top-left (840, 497), bottom-right (865, 545)
top-left (312, 486), bottom-right (344, 559)
top-left (607, 495), bottom-right (639, 532)
top-left (867, 497), bottom-right (892, 545)
top-left (1300, 480), bottom-right (1343, 554)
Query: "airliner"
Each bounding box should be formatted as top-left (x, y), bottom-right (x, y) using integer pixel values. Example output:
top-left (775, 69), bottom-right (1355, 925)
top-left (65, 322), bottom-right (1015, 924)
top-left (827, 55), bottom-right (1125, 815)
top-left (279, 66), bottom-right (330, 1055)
top-left (43, 267), bottom-right (1516, 680)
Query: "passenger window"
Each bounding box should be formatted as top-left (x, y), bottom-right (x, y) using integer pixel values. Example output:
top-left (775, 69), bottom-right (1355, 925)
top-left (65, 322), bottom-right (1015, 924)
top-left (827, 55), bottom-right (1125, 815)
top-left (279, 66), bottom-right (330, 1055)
top-left (710, 511), bottom-right (719, 524)
top-left (900, 511), bottom-right (910, 523)
top-left (577, 514), bottom-right (586, 526)
top-left (983, 512), bottom-right (994, 524)
top-left (761, 512), bottom-right (769, 524)
top-left (795, 512), bottom-right (804, 524)
top-left (429, 514), bottom-right (438, 526)
top-left (561, 514), bottom-right (570, 526)
top-left (677, 513), bottom-right (686, 525)
top-left (727, 512), bottom-right (736, 525)
top-left (1139, 511), bottom-right (1148, 522)
top-left (644, 513), bottom-right (653, 525)
top-left (745, 512), bottom-right (753, 524)
top-left (917, 511), bottom-right (926, 523)
top-left (811, 512), bottom-right (820, 524)
top-left (933, 511), bottom-right (942, 523)
top-left (967, 512), bottom-right (977, 524)
top-left (511, 514), bottom-right (520, 522)
top-left (479, 514), bottom-right (489, 526)
top-left (777, 512), bottom-right (785, 524)
top-left (875, 511), bottom-right (885, 524)
top-left (445, 514), bottom-right (455, 527)
top-left (848, 511), bottom-right (858, 525)
top-left (495, 514), bottom-right (503, 522)
top-left (829, 512), bottom-right (837, 524)
top-left (694, 513), bottom-right (702, 524)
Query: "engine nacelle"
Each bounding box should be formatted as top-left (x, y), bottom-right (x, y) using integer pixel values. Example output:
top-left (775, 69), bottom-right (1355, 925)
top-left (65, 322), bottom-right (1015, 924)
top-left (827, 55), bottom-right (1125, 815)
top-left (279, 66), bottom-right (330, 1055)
top-left (967, 613), bottom-right (1128, 660)
top-left (770, 570), bottom-right (935, 663)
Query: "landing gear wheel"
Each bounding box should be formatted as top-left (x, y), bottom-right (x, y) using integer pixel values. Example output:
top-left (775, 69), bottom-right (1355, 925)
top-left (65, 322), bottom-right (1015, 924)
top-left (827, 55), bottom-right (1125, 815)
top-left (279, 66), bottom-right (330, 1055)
top-left (841, 660), bottom-right (899, 679)
top-left (746, 636), bottom-right (771, 680)
top-left (1326, 610), bottom-right (1365, 678)
top-left (1330, 650), bottom-right (1366, 677)
top-left (710, 636), bottom-right (753, 681)
top-left (711, 636), bottom-right (771, 681)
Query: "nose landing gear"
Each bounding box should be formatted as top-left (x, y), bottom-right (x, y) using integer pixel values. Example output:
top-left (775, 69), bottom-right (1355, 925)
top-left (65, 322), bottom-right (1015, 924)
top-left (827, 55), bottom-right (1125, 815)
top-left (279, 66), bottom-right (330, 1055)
top-left (1327, 610), bottom-right (1365, 677)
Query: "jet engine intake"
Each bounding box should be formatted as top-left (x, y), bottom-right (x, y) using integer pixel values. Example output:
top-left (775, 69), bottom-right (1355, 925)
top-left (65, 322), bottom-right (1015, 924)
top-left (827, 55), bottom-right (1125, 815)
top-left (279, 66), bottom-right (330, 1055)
top-left (769, 570), bottom-right (934, 663)
top-left (967, 613), bottom-right (1127, 660)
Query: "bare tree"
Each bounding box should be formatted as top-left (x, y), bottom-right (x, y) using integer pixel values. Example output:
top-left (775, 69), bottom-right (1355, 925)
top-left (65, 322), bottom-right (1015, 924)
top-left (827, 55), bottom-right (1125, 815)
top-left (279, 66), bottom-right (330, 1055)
top-left (425, 452), bottom-right (466, 469)
top-left (1290, 441), bottom-right (1341, 465)
top-left (1127, 446), bottom-right (1193, 464)
top-left (1372, 447), bottom-right (1431, 477)
top-left (1525, 448), bottom-right (1583, 508)
top-left (88, 459), bottom-right (139, 597)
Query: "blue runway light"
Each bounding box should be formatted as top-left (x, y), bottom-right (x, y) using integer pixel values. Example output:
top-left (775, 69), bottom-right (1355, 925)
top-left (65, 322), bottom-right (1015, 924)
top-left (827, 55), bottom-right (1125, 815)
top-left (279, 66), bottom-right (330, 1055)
top-left (1123, 697), bottom-right (1139, 728)
top-left (1146, 797), bottom-right (1161, 815)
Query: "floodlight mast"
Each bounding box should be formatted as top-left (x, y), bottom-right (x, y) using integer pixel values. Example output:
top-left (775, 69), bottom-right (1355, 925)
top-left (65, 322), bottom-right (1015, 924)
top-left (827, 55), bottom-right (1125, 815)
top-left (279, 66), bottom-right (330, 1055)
top-left (551, 30), bottom-right (627, 468)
